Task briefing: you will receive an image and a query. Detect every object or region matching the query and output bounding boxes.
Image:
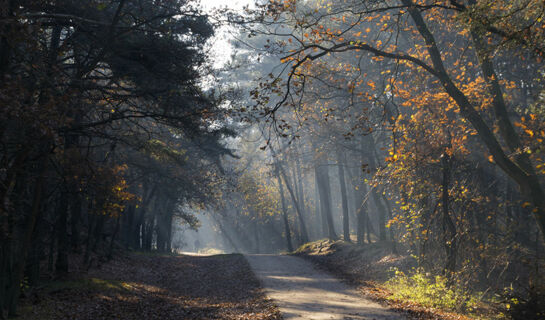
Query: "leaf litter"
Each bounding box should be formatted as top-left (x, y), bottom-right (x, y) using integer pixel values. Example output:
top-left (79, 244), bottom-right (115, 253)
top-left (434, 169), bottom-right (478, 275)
top-left (18, 253), bottom-right (282, 319)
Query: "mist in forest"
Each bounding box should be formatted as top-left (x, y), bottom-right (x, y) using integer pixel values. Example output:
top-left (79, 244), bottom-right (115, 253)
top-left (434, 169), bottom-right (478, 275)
top-left (1, 0), bottom-right (545, 318)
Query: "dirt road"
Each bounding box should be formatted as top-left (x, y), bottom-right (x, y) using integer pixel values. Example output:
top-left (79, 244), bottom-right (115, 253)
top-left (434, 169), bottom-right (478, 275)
top-left (245, 254), bottom-right (404, 320)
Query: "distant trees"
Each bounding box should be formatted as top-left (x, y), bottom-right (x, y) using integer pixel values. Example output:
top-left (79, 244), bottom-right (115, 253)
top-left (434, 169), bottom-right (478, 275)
top-left (0, 0), bottom-right (232, 317)
top-left (254, 0), bottom-right (545, 241)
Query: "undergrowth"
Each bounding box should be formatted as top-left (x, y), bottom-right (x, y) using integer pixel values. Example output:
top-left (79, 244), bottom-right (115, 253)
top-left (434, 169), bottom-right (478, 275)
top-left (385, 268), bottom-right (484, 314)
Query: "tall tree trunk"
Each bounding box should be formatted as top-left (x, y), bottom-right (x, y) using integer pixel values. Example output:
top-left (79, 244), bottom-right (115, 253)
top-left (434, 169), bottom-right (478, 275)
top-left (92, 214), bottom-right (106, 253)
top-left (55, 193), bottom-right (69, 275)
top-left (382, 193), bottom-right (398, 254)
top-left (336, 148), bottom-right (350, 242)
top-left (0, 153), bottom-right (30, 318)
top-left (70, 195), bottom-right (82, 253)
top-left (253, 221), bottom-right (260, 254)
top-left (314, 171), bottom-right (326, 238)
top-left (276, 165), bottom-right (294, 252)
top-left (295, 150), bottom-right (307, 221)
top-left (365, 212), bottom-right (372, 244)
top-left (144, 213), bottom-right (153, 251)
top-left (156, 198), bottom-right (174, 253)
top-left (0, 0), bottom-right (15, 77)
top-left (441, 153), bottom-right (457, 275)
top-left (315, 162), bottom-right (337, 240)
top-left (0, 228), bottom-right (12, 320)
top-left (290, 164), bottom-right (302, 244)
top-left (278, 163), bottom-right (309, 243)
top-left (27, 218), bottom-right (42, 287)
top-left (124, 204), bottom-right (135, 249)
top-left (8, 155), bottom-right (46, 315)
top-left (163, 200), bottom-right (175, 253)
top-left (351, 162), bottom-right (367, 245)
top-left (156, 200), bottom-right (166, 253)
top-left (365, 137), bottom-right (386, 241)
top-left (108, 216), bottom-right (121, 260)
top-left (83, 201), bottom-right (95, 267)
top-left (165, 210), bottom-right (173, 253)
top-left (372, 191), bottom-right (387, 242)
top-left (137, 184), bottom-right (156, 251)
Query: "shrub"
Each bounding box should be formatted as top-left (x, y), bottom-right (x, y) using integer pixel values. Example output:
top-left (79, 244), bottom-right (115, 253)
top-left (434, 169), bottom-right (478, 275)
top-left (385, 268), bottom-right (481, 313)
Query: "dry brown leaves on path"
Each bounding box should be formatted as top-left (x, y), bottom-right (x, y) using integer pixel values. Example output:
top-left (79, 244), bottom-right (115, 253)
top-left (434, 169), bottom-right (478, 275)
top-left (18, 253), bottom-right (282, 319)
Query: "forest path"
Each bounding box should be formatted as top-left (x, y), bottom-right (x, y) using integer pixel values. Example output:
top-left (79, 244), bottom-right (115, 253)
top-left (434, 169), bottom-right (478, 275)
top-left (245, 254), bottom-right (404, 320)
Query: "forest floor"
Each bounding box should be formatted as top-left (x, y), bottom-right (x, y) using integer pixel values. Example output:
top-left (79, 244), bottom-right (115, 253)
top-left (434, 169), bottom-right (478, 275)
top-left (17, 252), bottom-right (282, 319)
top-left (245, 254), bottom-right (404, 319)
top-left (294, 239), bottom-right (494, 320)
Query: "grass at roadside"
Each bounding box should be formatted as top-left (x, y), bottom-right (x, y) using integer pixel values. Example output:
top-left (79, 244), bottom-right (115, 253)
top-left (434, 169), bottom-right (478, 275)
top-left (384, 268), bottom-right (486, 316)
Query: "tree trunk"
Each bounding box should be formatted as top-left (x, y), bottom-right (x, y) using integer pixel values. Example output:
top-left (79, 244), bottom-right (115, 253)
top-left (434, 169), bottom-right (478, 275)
top-left (441, 153), bottom-right (457, 276)
top-left (55, 193), bottom-right (69, 275)
top-left (372, 191), bottom-right (387, 242)
top-left (365, 137), bottom-right (386, 241)
top-left (295, 151), bottom-right (307, 225)
top-left (156, 198), bottom-right (174, 253)
top-left (83, 204), bottom-right (95, 267)
top-left (0, 231), bottom-right (12, 320)
top-left (156, 202), bottom-right (166, 253)
top-left (165, 211), bottom-right (173, 253)
top-left (351, 163), bottom-right (367, 245)
top-left (124, 204), bottom-right (135, 249)
top-left (314, 171), bottom-right (326, 238)
top-left (382, 193), bottom-right (398, 254)
top-left (143, 213), bottom-right (153, 251)
top-left (290, 164), bottom-right (302, 245)
top-left (70, 195), bottom-right (82, 253)
top-left (278, 163), bottom-right (309, 243)
top-left (336, 148), bottom-right (350, 242)
top-left (164, 201), bottom-right (174, 253)
top-left (276, 165), bottom-right (294, 252)
top-left (315, 162), bottom-right (337, 240)
top-left (108, 216), bottom-right (121, 260)
top-left (0, 0), bottom-right (15, 77)
top-left (8, 155), bottom-right (46, 315)
top-left (253, 221), bottom-right (260, 254)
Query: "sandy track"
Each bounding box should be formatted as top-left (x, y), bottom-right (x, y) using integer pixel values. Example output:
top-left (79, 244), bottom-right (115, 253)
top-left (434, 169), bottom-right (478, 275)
top-left (245, 254), bottom-right (404, 320)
